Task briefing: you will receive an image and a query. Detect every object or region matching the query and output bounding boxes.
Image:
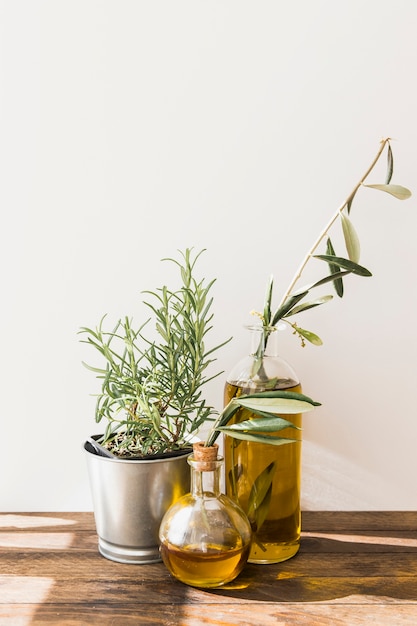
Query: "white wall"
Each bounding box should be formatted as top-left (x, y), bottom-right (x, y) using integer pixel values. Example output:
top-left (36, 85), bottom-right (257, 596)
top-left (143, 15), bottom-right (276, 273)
top-left (1, 0), bottom-right (416, 511)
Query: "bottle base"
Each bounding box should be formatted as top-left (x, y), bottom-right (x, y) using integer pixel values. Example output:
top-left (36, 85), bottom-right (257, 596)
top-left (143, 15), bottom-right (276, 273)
top-left (248, 540), bottom-right (300, 564)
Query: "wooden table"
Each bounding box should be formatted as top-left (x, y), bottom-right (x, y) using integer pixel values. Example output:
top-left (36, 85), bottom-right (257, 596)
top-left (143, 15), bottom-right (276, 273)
top-left (1, 511), bottom-right (416, 625)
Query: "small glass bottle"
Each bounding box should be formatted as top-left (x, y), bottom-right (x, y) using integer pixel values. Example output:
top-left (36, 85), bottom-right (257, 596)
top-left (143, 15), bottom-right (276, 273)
top-left (159, 442), bottom-right (252, 588)
top-left (224, 325), bottom-right (302, 564)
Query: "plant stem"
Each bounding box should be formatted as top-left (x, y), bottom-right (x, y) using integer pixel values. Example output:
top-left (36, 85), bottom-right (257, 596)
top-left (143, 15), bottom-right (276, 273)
top-left (277, 137), bottom-right (391, 308)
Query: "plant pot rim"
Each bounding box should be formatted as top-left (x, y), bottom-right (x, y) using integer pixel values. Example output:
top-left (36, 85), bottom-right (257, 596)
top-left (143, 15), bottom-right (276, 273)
top-left (84, 435), bottom-right (193, 464)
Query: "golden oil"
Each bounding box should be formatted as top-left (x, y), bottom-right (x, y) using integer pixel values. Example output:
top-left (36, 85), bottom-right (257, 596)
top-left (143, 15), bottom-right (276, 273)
top-left (224, 380), bottom-right (302, 564)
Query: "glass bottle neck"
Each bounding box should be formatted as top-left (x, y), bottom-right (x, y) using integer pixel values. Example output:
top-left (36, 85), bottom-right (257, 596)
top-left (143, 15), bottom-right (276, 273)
top-left (189, 458), bottom-right (222, 497)
top-left (248, 324), bottom-right (280, 358)
top-left (226, 325), bottom-right (300, 391)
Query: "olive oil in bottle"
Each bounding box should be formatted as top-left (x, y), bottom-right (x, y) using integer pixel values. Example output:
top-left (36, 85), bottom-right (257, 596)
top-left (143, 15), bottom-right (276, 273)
top-left (160, 541), bottom-right (250, 588)
top-left (224, 326), bottom-right (302, 564)
top-left (159, 443), bottom-right (252, 588)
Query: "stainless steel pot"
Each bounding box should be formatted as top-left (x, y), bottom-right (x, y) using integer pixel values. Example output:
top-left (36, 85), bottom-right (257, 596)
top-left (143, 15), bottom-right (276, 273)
top-left (84, 440), bottom-right (191, 564)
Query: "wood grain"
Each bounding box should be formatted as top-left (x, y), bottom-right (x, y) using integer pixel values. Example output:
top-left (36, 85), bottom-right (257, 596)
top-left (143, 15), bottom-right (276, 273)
top-left (1, 512), bottom-right (416, 625)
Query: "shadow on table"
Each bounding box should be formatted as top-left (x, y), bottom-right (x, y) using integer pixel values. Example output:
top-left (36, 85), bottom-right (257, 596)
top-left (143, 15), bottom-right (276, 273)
top-left (205, 529), bottom-right (417, 603)
top-left (4, 513), bottom-right (417, 624)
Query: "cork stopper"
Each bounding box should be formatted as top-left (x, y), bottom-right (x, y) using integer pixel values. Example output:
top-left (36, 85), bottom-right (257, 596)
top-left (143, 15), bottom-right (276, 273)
top-left (192, 441), bottom-right (219, 470)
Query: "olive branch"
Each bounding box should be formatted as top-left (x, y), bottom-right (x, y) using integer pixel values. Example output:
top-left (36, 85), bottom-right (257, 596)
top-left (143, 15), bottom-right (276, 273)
top-left (257, 138), bottom-right (411, 348)
top-left (204, 138), bottom-right (412, 469)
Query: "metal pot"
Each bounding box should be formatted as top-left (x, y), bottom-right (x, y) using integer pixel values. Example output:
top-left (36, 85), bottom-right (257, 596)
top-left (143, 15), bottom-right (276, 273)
top-left (84, 439), bottom-right (191, 564)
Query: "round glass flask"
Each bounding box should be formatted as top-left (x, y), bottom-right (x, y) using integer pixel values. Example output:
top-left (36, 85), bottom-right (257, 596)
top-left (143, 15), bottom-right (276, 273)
top-left (224, 325), bottom-right (302, 564)
top-left (159, 442), bottom-right (252, 588)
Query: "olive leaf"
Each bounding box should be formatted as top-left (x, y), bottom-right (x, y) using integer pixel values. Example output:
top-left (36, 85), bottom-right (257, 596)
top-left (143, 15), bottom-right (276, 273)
top-left (236, 396), bottom-right (318, 414)
top-left (386, 144), bottom-right (394, 184)
top-left (237, 390), bottom-right (320, 404)
top-left (216, 429), bottom-right (298, 445)
top-left (228, 463), bottom-right (243, 499)
top-left (271, 291), bottom-right (309, 326)
top-left (363, 183), bottom-right (412, 200)
top-left (250, 485), bottom-right (273, 533)
top-left (263, 275), bottom-right (274, 327)
top-left (346, 189), bottom-right (357, 215)
top-left (293, 326), bottom-right (323, 346)
top-left (247, 462), bottom-right (276, 532)
top-left (263, 377), bottom-right (279, 390)
top-left (341, 213), bottom-right (360, 263)
top-left (206, 390), bottom-right (320, 447)
top-left (221, 416), bottom-right (300, 433)
top-left (314, 254), bottom-right (372, 277)
top-left (284, 294), bottom-right (333, 317)
top-left (293, 269), bottom-right (351, 295)
top-left (325, 238), bottom-right (344, 297)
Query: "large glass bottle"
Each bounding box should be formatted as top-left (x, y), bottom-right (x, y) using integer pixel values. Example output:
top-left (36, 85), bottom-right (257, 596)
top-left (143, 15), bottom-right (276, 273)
top-left (159, 442), bottom-right (252, 588)
top-left (224, 325), bottom-right (302, 564)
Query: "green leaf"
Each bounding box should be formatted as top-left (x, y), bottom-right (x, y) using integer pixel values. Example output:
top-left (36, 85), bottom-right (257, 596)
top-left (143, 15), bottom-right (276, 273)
top-left (386, 144), bottom-right (394, 184)
top-left (293, 270), bottom-right (351, 294)
top-left (363, 183), bottom-right (412, 200)
top-left (263, 275), bottom-right (274, 326)
top-left (217, 428), bottom-right (298, 445)
top-left (325, 238), bottom-right (344, 297)
top-left (228, 463), bottom-right (243, 498)
top-left (236, 396), bottom-right (317, 414)
top-left (205, 400), bottom-right (241, 447)
top-left (249, 483), bottom-right (272, 532)
top-left (294, 326), bottom-right (323, 346)
top-left (314, 254), bottom-right (372, 277)
top-left (233, 407), bottom-right (292, 420)
top-left (346, 189), bottom-right (357, 215)
top-left (239, 390), bottom-right (320, 405)
top-left (271, 291), bottom-right (309, 326)
top-left (341, 214), bottom-right (360, 263)
top-left (285, 295), bottom-right (333, 316)
top-left (247, 462), bottom-right (276, 531)
top-left (222, 416), bottom-right (300, 433)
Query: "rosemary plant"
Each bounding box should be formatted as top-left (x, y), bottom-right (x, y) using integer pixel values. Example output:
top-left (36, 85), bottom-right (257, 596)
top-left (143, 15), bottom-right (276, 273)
top-left (80, 248), bottom-right (231, 457)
